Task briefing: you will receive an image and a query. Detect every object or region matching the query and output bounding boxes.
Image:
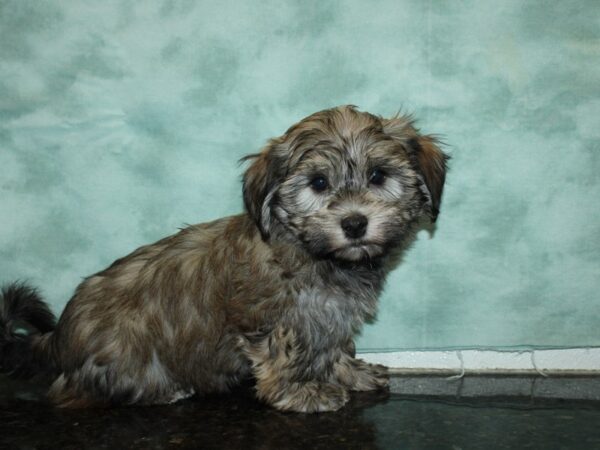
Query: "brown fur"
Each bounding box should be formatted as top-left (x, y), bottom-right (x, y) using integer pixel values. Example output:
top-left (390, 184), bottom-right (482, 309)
top-left (2, 105), bottom-right (448, 412)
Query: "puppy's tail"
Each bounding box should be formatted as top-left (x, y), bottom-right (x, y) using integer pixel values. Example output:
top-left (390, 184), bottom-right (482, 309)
top-left (0, 282), bottom-right (57, 378)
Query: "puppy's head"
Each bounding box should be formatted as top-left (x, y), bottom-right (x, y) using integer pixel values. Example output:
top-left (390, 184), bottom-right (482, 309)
top-left (243, 105), bottom-right (448, 262)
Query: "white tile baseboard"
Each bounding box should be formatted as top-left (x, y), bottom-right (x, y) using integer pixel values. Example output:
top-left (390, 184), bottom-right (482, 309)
top-left (358, 348), bottom-right (600, 375)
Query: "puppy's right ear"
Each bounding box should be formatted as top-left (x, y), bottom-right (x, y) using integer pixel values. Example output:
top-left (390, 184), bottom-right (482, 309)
top-left (241, 139), bottom-right (287, 240)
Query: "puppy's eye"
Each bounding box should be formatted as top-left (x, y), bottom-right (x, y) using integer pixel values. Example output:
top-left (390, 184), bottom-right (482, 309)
top-left (309, 176), bottom-right (328, 192)
top-left (369, 168), bottom-right (386, 186)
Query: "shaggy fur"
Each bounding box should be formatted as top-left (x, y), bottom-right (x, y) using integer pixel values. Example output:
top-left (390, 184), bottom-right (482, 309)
top-left (0, 105), bottom-right (448, 412)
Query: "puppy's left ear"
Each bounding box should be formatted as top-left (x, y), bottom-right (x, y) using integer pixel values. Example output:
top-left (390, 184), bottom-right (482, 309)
top-left (242, 139), bottom-right (287, 239)
top-left (383, 116), bottom-right (449, 221)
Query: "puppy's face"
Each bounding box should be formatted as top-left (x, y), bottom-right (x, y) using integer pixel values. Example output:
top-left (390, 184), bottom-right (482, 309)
top-left (243, 106), bottom-right (448, 262)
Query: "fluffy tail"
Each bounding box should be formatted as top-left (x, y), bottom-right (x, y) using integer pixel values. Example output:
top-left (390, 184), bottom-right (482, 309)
top-left (0, 282), bottom-right (57, 377)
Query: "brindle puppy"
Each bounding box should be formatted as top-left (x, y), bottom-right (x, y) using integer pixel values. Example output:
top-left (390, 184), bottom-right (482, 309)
top-left (0, 106), bottom-right (448, 412)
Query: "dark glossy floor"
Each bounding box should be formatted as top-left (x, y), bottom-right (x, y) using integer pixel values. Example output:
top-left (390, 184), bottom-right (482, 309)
top-left (1, 375), bottom-right (600, 450)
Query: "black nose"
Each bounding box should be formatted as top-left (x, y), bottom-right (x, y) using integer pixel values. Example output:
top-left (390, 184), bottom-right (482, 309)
top-left (341, 214), bottom-right (368, 239)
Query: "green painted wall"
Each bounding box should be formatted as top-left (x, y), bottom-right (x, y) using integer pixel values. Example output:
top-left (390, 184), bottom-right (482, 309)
top-left (1, 0), bottom-right (598, 350)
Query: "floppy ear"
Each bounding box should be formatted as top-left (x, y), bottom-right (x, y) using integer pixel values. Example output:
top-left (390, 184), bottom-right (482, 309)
top-left (241, 139), bottom-right (287, 239)
top-left (383, 116), bottom-right (449, 221)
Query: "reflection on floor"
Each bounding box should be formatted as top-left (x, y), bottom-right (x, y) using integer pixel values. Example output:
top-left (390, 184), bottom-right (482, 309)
top-left (1, 375), bottom-right (599, 449)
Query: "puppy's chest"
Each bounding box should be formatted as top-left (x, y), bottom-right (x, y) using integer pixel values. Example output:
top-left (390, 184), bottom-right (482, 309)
top-left (286, 282), bottom-right (377, 342)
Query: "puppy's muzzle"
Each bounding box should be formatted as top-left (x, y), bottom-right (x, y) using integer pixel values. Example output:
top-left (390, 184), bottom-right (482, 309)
top-left (341, 214), bottom-right (368, 239)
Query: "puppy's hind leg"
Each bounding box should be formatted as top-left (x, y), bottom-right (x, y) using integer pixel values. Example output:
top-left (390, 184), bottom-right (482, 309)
top-left (241, 328), bottom-right (349, 413)
top-left (49, 351), bottom-right (192, 408)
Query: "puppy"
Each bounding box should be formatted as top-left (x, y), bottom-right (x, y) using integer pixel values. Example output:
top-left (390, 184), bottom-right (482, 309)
top-left (0, 106), bottom-right (448, 412)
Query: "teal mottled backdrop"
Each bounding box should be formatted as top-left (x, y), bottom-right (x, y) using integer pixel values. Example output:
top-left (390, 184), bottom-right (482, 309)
top-left (1, 1), bottom-right (599, 350)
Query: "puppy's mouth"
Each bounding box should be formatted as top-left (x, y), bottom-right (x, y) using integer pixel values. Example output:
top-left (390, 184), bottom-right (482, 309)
top-left (332, 241), bottom-right (384, 262)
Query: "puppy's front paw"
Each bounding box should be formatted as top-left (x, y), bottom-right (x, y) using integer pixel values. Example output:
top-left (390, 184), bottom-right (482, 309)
top-left (365, 363), bottom-right (390, 390)
top-left (336, 357), bottom-right (390, 392)
top-left (272, 382), bottom-right (350, 413)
